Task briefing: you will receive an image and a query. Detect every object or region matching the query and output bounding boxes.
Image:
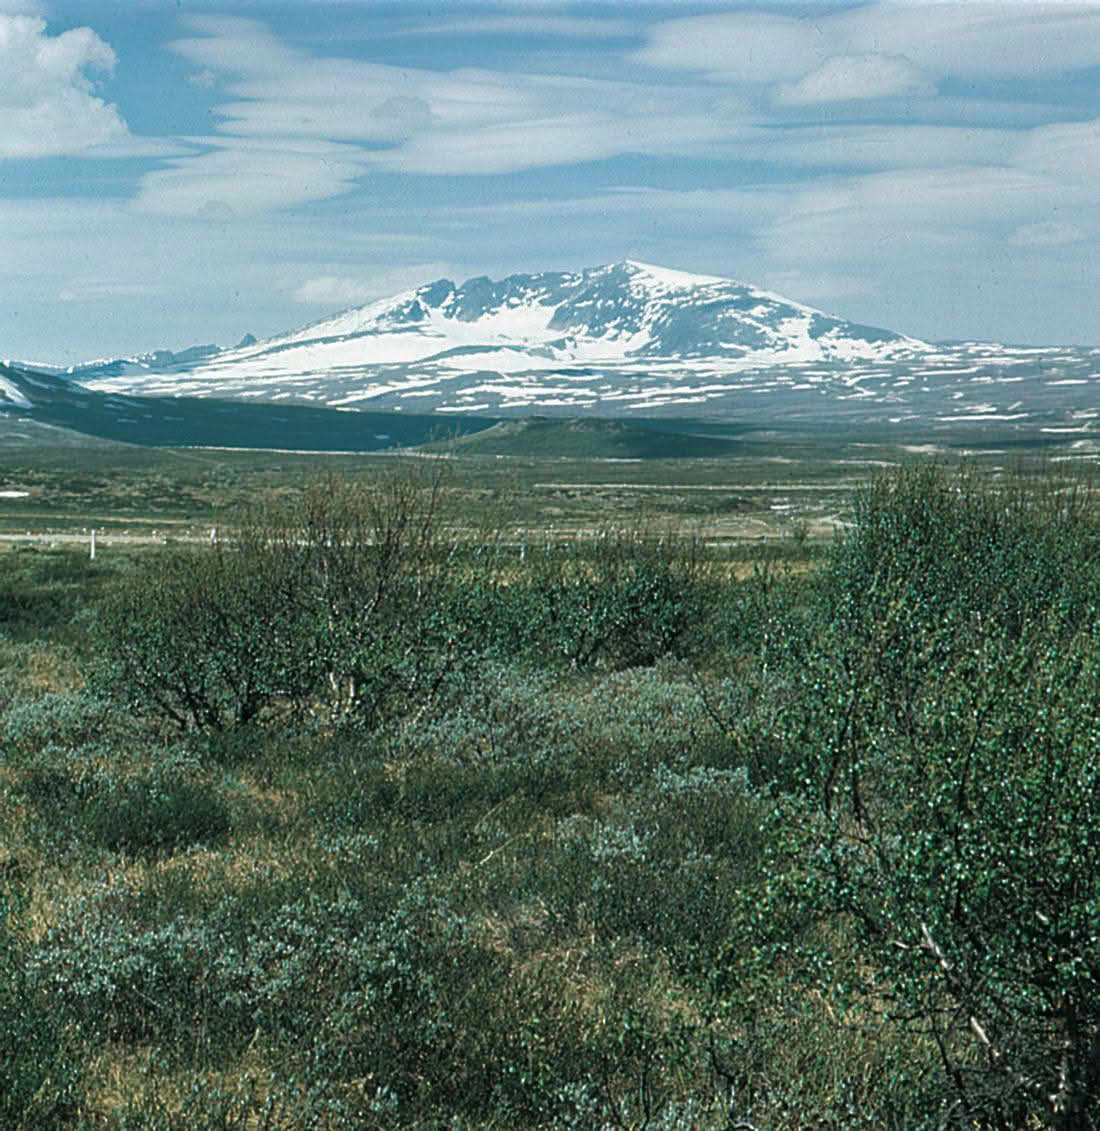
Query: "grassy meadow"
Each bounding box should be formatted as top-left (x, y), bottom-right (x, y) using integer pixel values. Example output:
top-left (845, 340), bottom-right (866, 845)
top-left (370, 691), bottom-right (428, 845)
top-left (1, 438), bottom-right (1098, 1129)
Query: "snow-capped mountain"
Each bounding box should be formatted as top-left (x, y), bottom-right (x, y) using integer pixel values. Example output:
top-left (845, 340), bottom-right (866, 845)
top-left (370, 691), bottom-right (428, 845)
top-left (82, 261), bottom-right (930, 411)
top-left (44, 259), bottom-right (1100, 431)
top-left (256, 259), bottom-right (929, 364)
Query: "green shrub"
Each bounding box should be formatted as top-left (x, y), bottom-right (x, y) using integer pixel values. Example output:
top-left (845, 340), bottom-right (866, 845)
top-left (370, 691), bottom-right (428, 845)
top-left (825, 463), bottom-right (1097, 651)
top-left (11, 747), bottom-right (229, 857)
top-left (0, 549), bottom-right (106, 642)
top-left (95, 541), bottom-right (313, 730)
top-left (3, 689), bottom-right (115, 757)
top-left (525, 527), bottom-right (709, 669)
top-left (32, 882), bottom-right (506, 1118)
top-left (84, 771), bottom-right (232, 855)
top-left (95, 469), bottom-right (467, 733)
top-left (0, 891), bottom-right (84, 1128)
top-left (720, 466), bottom-right (1100, 1129)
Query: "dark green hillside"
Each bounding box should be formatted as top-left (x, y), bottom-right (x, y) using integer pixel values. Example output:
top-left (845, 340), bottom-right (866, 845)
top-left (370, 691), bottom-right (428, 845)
top-left (435, 414), bottom-right (747, 459)
top-left (0, 364), bottom-right (497, 452)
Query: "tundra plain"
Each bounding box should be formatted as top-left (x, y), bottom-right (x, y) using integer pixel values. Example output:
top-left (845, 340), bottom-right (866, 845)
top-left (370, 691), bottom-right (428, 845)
top-left (1, 432), bottom-right (1098, 1130)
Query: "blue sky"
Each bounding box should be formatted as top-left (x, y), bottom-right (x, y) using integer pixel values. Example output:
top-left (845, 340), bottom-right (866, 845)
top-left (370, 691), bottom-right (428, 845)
top-left (2, 0), bottom-right (1099, 363)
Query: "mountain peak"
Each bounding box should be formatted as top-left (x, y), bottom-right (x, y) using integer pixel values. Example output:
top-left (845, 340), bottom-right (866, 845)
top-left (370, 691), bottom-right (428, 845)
top-left (619, 260), bottom-right (729, 289)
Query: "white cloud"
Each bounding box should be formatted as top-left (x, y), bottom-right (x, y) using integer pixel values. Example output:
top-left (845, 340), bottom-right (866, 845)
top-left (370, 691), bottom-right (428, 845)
top-left (734, 123), bottom-right (1016, 170)
top-left (133, 137), bottom-right (369, 217)
top-left (835, 4), bottom-right (1100, 80)
top-left (0, 196), bottom-right (449, 359)
top-left (1016, 117), bottom-right (1100, 183)
top-left (371, 95), bottom-right (436, 136)
top-left (634, 12), bottom-right (829, 82)
top-left (637, 4), bottom-right (1100, 84)
top-left (443, 183), bottom-right (786, 225)
top-left (58, 278), bottom-right (162, 302)
top-left (1010, 219), bottom-right (1085, 246)
top-left (188, 69), bottom-right (218, 90)
top-left (0, 14), bottom-right (132, 157)
top-left (292, 262), bottom-right (457, 306)
top-left (777, 54), bottom-right (934, 105)
top-left (394, 15), bottom-right (634, 39)
top-left (370, 107), bottom-right (729, 176)
top-left (293, 276), bottom-right (381, 306)
top-left (153, 6), bottom-right (1099, 197)
top-left (170, 16), bottom-right (294, 77)
top-left (161, 15), bottom-right (743, 186)
top-left (741, 152), bottom-right (1097, 339)
top-left (763, 165), bottom-right (1058, 259)
top-left (761, 269), bottom-right (874, 303)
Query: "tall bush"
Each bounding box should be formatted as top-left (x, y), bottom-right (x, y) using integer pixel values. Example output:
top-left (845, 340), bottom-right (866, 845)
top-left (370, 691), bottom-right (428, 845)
top-left (526, 525), bottom-right (708, 669)
top-left (721, 466), bottom-right (1100, 1129)
top-left (97, 467), bottom-right (456, 731)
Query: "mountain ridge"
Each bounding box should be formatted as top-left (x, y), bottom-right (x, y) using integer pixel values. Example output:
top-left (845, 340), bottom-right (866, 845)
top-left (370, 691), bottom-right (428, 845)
top-left (77, 260), bottom-right (941, 415)
top-left (6, 261), bottom-right (1099, 440)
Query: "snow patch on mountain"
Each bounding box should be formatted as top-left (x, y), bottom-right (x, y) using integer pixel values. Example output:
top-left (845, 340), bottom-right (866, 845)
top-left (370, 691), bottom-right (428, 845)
top-left (0, 375), bottom-right (32, 408)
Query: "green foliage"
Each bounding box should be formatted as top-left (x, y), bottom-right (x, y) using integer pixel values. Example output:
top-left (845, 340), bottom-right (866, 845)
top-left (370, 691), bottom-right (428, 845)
top-left (0, 549), bottom-right (107, 642)
top-left (4, 689), bottom-right (116, 757)
top-left (31, 880), bottom-right (507, 1119)
top-left (84, 771), bottom-right (232, 855)
top-left (723, 464), bottom-right (1100, 1129)
top-left (428, 525), bottom-right (712, 673)
top-left (96, 476), bottom-right (713, 737)
top-left (11, 745), bottom-right (230, 857)
top-left (96, 468), bottom-right (459, 731)
top-left (523, 526), bottom-right (708, 669)
top-left (0, 891), bottom-right (84, 1128)
top-left (5, 458), bottom-right (1100, 1128)
top-left (826, 463), bottom-right (1097, 648)
top-left (94, 541), bottom-right (311, 730)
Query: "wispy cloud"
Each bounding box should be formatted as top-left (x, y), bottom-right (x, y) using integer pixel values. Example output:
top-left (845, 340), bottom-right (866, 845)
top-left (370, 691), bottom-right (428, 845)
top-left (776, 54), bottom-right (935, 105)
top-left (733, 123), bottom-right (1017, 170)
top-left (188, 69), bottom-right (218, 90)
top-left (133, 136), bottom-right (370, 217)
top-left (390, 15), bottom-right (635, 40)
top-left (58, 278), bottom-right (162, 302)
top-left (634, 5), bottom-right (1100, 83)
top-left (292, 263), bottom-right (458, 307)
top-left (1017, 117), bottom-right (1100, 185)
top-left (148, 13), bottom-right (744, 207)
top-left (1010, 220), bottom-right (1086, 246)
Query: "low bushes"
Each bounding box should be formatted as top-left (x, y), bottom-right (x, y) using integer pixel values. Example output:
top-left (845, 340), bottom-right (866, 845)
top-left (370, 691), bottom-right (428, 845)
top-left (4, 460), bottom-right (1098, 1128)
top-left (0, 889), bottom-right (84, 1129)
top-left (95, 469), bottom-right (458, 731)
top-left (96, 473), bottom-right (715, 735)
top-left (30, 882), bottom-right (509, 1120)
top-left (10, 744), bottom-right (231, 857)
